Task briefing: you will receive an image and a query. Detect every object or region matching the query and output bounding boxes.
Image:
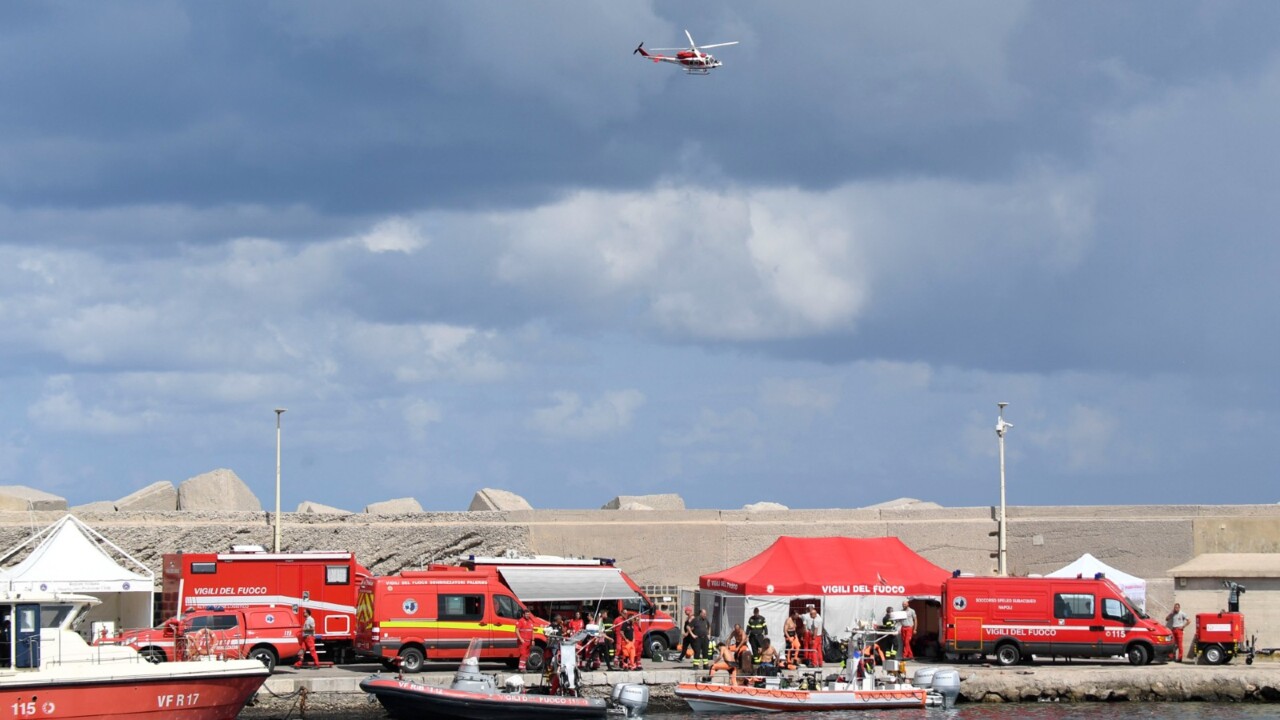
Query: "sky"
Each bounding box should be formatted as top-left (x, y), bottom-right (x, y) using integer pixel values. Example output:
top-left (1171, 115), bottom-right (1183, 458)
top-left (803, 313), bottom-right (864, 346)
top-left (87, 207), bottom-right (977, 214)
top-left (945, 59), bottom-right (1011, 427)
top-left (3, 1), bottom-right (1279, 512)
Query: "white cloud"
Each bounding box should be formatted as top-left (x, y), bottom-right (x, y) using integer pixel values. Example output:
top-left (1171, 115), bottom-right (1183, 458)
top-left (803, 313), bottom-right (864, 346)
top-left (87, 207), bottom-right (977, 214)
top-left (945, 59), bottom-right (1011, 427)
top-left (760, 378), bottom-right (839, 413)
top-left (490, 172), bottom-right (1094, 342)
top-left (356, 217), bottom-right (427, 254)
top-left (27, 376), bottom-right (159, 434)
top-left (347, 323), bottom-right (509, 384)
top-left (528, 390), bottom-right (645, 440)
top-left (403, 398), bottom-right (443, 441)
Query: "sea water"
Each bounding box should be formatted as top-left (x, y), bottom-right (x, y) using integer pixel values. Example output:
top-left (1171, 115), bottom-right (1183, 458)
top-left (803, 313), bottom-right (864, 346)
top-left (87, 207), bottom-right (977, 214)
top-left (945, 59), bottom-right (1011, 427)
top-left (641, 706), bottom-right (1280, 720)
top-left (255, 703), bottom-right (1279, 720)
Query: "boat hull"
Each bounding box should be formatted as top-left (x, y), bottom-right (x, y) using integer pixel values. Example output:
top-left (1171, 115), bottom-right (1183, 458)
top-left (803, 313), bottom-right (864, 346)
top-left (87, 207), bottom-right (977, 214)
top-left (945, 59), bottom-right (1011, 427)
top-left (360, 677), bottom-right (609, 720)
top-left (675, 681), bottom-right (928, 713)
top-left (0, 668), bottom-right (267, 720)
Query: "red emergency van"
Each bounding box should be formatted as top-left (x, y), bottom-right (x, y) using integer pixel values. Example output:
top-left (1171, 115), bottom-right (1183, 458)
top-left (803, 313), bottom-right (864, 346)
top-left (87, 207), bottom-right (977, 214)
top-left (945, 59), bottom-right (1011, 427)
top-left (107, 606), bottom-right (302, 672)
top-left (459, 555), bottom-right (682, 660)
top-left (941, 575), bottom-right (1176, 666)
top-left (354, 566), bottom-right (548, 672)
top-left (162, 547), bottom-right (370, 663)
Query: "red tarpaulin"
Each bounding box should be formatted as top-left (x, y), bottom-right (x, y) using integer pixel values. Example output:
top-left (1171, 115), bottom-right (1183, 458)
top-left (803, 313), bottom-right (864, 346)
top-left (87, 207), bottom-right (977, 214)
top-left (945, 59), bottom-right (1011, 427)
top-left (699, 536), bottom-right (950, 597)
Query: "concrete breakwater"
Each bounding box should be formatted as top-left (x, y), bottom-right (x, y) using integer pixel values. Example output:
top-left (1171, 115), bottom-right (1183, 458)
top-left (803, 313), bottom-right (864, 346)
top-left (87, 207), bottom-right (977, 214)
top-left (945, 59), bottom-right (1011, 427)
top-left (240, 661), bottom-right (1280, 718)
top-left (5, 502), bottom-right (1280, 614)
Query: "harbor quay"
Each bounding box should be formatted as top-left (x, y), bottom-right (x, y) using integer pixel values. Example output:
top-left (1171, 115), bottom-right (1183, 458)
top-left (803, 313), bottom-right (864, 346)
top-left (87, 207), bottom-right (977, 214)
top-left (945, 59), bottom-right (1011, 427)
top-left (242, 658), bottom-right (1280, 717)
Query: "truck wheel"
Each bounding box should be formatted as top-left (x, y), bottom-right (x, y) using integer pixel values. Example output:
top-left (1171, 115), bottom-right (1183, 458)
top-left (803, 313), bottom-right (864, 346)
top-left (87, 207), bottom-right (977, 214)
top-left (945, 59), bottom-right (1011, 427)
top-left (249, 647), bottom-right (278, 673)
top-left (398, 647), bottom-right (425, 673)
top-left (526, 646), bottom-right (546, 673)
top-left (647, 634), bottom-right (670, 660)
top-left (1126, 644), bottom-right (1149, 666)
top-left (140, 646), bottom-right (166, 664)
top-left (995, 643), bottom-right (1021, 666)
top-left (1203, 645), bottom-right (1225, 665)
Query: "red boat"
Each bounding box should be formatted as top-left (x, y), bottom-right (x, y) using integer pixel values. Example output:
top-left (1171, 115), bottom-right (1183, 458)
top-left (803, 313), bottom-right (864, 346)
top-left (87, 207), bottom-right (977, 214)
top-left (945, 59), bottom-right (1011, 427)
top-left (0, 591), bottom-right (269, 719)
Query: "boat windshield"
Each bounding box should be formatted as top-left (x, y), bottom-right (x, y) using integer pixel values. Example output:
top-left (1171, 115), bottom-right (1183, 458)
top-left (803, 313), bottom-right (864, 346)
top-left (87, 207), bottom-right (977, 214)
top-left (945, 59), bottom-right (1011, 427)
top-left (461, 636), bottom-right (483, 665)
top-left (40, 604), bottom-right (77, 629)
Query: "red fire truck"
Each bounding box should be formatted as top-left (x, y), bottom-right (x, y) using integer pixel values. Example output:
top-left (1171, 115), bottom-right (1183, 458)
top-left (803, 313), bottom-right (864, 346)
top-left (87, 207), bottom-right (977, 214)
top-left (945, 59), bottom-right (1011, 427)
top-left (459, 555), bottom-right (682, 660)
top-left (941, 575), bottom-right (1176, 666)
top-left (162, 546), bottom-right (370, 663)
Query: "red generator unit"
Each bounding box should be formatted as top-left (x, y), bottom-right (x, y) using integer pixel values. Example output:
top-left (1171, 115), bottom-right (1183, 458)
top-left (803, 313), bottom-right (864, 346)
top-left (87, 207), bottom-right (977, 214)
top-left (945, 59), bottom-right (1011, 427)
top-left (1193, 611), bottom-right (1255, 665)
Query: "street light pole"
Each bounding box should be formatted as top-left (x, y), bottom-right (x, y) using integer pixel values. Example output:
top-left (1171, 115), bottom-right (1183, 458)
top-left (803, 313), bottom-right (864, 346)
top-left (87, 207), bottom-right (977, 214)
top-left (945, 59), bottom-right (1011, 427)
top-left (995, 402), bottom-right (1013, 576)
top-left (274, 408), bottom-right (286, 553)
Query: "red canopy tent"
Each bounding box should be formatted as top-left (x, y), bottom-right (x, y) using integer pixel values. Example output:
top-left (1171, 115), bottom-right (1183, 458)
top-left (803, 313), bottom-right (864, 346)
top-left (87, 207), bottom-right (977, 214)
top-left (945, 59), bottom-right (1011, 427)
top-left (697, 536), bottom-right (950, 644)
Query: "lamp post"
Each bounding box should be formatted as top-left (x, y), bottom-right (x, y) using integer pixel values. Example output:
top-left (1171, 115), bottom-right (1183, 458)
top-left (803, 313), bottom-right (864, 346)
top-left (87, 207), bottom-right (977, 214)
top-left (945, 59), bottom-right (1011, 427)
top-left (995, 402), bottom-right (1013, 576)
top-left (274, 408), bottom-right (286, 553)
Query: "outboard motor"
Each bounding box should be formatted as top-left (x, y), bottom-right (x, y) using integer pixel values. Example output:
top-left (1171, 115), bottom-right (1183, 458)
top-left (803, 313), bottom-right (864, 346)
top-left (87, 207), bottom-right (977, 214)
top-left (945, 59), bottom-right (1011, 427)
top-left (558, 637), bottom-right (581, 692)
top-left (911, 665), bottom-right (938, 689)
top-left (611, 683), bottom-right (650, 718)
top-left (931, 667), bottom-right (961, 709)
top-left (451, 653), bottom-right (497, 694)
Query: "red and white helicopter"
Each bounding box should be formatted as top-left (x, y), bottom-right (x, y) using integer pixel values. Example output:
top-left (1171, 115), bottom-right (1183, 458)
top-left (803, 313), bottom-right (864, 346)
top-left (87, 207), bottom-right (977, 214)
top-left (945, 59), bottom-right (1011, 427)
top-left (634, 30), bottom-right (738, 75)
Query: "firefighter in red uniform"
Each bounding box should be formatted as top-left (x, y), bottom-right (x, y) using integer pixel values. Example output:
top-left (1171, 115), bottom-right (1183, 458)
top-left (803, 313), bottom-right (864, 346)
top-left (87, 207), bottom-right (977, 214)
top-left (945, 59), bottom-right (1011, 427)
top-left (296, 609), bottom-right (320, 667)
top-left (516, 609), bottom-right (534, 671)
top-left (615, 610), bottom-right (641, 670)
top-left (804, 606), bottom-right (824, 667)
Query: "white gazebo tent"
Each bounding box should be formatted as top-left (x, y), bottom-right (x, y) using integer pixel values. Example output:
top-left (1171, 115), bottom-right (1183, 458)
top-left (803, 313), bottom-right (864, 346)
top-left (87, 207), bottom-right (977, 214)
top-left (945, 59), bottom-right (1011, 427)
top-left (0, 514), bottom-right (153, 637)
top-left (1047, 552), bottom-right (1147, 612)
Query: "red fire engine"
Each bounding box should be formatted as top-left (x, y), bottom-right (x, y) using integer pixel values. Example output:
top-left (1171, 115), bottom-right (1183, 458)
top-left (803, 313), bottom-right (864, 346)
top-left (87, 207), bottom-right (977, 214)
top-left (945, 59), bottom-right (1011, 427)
top-left (162, 546), bottom-right (370, 663)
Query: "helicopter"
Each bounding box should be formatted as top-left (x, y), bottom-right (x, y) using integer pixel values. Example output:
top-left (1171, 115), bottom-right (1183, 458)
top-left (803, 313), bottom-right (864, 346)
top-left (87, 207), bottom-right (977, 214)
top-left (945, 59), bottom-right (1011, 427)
top-left (634, 30), bottom-right (738, 75)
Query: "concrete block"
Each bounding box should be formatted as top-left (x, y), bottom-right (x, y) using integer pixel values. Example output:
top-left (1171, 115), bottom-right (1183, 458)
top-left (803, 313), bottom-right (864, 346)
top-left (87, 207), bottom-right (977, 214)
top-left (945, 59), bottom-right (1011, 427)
top-left (295, 501), bottom-right (351, 514)
top-left (177, 469), bottom-right (262, 511)
top-left (0, 486), bottom-right (67, 512)
top-left (365, 497), bottom-right (423, 514)
top-left (116, 481), bottom-right (178, 511)
top-left (71, 500), bottom-right (118, 514)
top-left (862, 497), bottom-right (940, 510)
top-left (602, 494), bottom-right (684, 511)
top-left (617, 502), bottom-right (653, 511)
top-left (648, 670), bottom-right (683, 684)
top-left (469, 488), bottom-right (533, 511)
top-left (744, 502), bottom-right (788, 512)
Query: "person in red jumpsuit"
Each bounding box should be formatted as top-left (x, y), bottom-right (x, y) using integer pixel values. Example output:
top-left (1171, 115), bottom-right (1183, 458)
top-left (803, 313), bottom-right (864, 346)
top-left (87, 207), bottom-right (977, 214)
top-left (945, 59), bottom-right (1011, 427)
top-left (614, 611), bottom-right (637, 670)
top-left (297, 609), bottom-right (320, 667)
top-left (516, 609), bottom-right (534, 671)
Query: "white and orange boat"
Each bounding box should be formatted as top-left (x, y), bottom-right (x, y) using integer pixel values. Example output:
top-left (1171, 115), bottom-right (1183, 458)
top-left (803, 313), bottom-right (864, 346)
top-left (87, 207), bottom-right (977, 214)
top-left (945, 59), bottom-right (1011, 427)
top-left (676, 628), bottom-right (960, 714)
top-left (676, 679), bottom-right (941, 713)
top-left (0, 591), bottom-right (269, 719)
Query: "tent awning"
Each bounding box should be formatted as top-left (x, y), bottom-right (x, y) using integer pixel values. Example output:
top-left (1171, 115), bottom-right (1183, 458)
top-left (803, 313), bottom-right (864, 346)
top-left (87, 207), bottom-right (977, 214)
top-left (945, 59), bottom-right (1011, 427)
top-left (496, 566), bottom-right (639, 602)
top-left (1, 514), bottom-right (152, 589)
top-left (699, 536), bottom-right (949, 598)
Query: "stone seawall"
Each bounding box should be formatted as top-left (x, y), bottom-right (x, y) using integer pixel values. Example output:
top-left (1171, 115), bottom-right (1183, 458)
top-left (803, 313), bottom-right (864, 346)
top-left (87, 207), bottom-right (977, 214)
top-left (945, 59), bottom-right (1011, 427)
top-left (241, 660), bottom-right (1280, 718)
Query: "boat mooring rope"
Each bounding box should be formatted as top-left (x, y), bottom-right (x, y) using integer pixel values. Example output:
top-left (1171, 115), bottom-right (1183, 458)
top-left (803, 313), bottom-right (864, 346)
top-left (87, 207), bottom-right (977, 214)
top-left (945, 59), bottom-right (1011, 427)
top-left (255, 685), bottom-right (309, 719)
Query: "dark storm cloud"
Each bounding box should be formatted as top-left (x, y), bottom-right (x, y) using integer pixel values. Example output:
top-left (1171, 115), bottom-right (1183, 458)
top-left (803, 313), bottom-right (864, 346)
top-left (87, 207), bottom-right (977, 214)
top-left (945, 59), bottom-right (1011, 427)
top-left (4, 2), bottom-right (1274, 220)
